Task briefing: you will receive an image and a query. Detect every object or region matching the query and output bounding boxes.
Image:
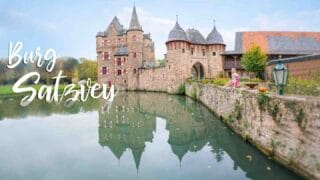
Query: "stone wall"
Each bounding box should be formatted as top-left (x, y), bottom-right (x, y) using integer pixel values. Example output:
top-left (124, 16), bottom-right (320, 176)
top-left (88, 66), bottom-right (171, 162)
top-left (136, 66), bottom-right (168, 92)
top-left (185, 83), bottom-right (320, 179)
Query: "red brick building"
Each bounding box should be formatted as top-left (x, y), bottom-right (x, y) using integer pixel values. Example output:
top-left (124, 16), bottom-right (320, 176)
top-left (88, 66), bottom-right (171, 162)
top-left (267, 54), bottom-right (320, 80)
top-left (223, 31), bottom-right (320, 78)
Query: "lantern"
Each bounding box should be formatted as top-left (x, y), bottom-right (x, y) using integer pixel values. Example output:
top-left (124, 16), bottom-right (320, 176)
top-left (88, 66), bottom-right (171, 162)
top-left (272, 61), bottom-right (288, 95)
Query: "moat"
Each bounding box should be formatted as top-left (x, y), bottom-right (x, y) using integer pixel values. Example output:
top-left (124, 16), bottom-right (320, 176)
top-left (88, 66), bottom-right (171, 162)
top-left (0, 92), bottom-right (303, 180)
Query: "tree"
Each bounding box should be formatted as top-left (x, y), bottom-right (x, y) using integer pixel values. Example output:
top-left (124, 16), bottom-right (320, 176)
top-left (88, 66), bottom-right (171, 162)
top-left (240, 44), bottom-right (267, 79)
top-left (79, 59), bottom-right (98, 81)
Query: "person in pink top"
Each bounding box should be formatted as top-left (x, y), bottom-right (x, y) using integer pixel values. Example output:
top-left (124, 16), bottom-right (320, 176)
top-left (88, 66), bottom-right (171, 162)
top-left (228, 68), bottom-right (240, 88)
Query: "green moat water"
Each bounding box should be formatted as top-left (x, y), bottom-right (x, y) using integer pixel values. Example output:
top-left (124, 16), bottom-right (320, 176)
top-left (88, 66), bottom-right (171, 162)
top-left (0, 92), bottom-right (303, 180)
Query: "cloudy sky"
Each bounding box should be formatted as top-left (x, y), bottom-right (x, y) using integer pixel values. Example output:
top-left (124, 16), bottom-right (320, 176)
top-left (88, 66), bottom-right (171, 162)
top-left (0, 0), bottom-right (320, 59)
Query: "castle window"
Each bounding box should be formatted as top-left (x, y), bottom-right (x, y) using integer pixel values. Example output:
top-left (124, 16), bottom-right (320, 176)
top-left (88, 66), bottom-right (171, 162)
top-left (191, 48), bottom-right (194, 55)
top-left (117, 58), bottom-right (121, 66)
top-left (124, 80), bottom-right (127, 84)
top-left (182, 49), bottom-right (185, 53)
top-left (202, 49), bottom-right (205, 56)
top-left (104, 52), bottom-right (109, 60)
top-left (108, 81), bottom-right (112, 87)
top-left (212, 52), bottom-right (216, 56)
top-left (104, 40), bottom-right (109, 47)
top-left (133, 68), bottom-right (137, 74)
top-left (133, 53), bottom-right (137, 58)
top-left (117, 70), bottom-right (122, 76)
top-left (132, 35), bottom-right (137, 42)
top-left (102, 67), bottom-right (107, 75)
top-left (123, 69), bottom-right (126, 74)
top-left (124, 57), bottom-right (126, 63)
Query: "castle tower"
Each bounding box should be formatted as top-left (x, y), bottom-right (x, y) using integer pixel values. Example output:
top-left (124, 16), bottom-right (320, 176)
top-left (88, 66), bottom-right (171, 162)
top-left (206, 21), bottom-right (226, 77)
top-left (165, 18), bottom-right (190, 92)
top-left (127, 5), bottom-right (144, 90)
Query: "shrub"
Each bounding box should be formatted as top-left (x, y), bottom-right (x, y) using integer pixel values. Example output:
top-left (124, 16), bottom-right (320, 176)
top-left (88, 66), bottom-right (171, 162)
top-left (213, 78), bottom-right (230, 86)
top-left (286, 77), bottom-right (320, 96)
top-left (201, 79), bottom-right (210, 84)
top-left (240, 77), bottom-right (250, 82)
top-left (250, 78), bottom-right (263, 83)
top-left (177, 83), bottom-right (185, 95)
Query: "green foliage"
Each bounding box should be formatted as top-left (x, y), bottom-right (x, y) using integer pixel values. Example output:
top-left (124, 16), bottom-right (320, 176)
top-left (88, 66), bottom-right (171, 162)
top-left (257, 92), bottom-right (270, 111)
top-left (234, 100), bottom-right (242, 120)
top-left (189, 85), bottom-right (197, 99)
top-left (240, 44), bottom-right (267, 74)
top-left (79, 59), bottom-right (98, 81)
top-left (267, 76), bottom-right (320, 96)
top-left (157, 59), bottom-right (165, 66)
top-left (270, 103), bottom-right (279, 120)
top-left (201, 79), bottom-right (211, 84)
top-left (240, 77), bottom-right (250, 82)
top-left (286, 77), bottom-right (320, 96)
top-left (227, 115), bottom-right (234, 124)
top-left (250, 78), bottom-right (263, 83)
top-left (177, 83), bottom-right (185, 95)
top-left (295, 109), bottom-right (305, 128)
top-left (213, 78), bottom-right (230, 86)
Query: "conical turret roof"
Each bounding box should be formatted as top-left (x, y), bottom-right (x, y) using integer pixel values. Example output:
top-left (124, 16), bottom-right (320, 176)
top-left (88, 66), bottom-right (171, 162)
top-left (129, 5), bottom-right (142, 30)
top-left (207, 23), bottom-right (224, 45)
top-left (168, 21), bottom-right (188, 42)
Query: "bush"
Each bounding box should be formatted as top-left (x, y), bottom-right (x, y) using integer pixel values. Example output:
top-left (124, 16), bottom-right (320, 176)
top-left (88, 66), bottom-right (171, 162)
top-left (213, 78), bottom-right (230, 86)
top-left (201, 79), bottom-right (211, 84)
top-left (177, 83), bottom-right (185, 95)
top-left (286, 77), bottom-right (320, 96)
top-left (250, 78), bottom-right (263, 83)
top-left (240, 77), bottom-right (250, 82)
top-left (267, 77), bottom-right (320, 96)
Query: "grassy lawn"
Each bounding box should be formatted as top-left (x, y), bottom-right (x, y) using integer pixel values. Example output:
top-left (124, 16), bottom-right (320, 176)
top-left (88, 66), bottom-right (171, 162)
top-left (0, 84), bottom-right (70, 96)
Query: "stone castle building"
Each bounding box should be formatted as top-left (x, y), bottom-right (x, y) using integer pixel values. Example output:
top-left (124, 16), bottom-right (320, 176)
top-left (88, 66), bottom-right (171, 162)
top-left (97, 5), bottom-right (320, 93)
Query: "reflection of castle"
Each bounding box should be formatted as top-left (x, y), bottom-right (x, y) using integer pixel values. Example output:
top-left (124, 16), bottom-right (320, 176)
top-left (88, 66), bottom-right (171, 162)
top-left (98, 92), bottom-right (212, 169)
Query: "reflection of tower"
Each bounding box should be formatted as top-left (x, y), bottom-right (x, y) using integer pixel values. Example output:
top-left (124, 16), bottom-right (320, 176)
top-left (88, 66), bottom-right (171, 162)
top-left (166, 109), bottom-right (210, 165)
top-left (98, 93), bottom-right (156, 172)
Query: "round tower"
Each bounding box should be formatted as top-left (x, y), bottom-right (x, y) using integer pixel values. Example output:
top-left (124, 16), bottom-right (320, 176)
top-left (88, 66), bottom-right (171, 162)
top-left (126, 5), bottom-right (144, 90)
top-left (206, 21), bottom-right (226, 77)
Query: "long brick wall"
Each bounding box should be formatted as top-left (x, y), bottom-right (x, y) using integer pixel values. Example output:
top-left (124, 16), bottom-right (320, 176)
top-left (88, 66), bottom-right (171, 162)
top-left (267, 54), bottom-right (320, 79)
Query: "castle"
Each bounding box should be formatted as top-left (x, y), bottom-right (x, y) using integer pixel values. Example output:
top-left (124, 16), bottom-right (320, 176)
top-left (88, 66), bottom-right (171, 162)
top-left (97, 5), bottom-right (320, 93)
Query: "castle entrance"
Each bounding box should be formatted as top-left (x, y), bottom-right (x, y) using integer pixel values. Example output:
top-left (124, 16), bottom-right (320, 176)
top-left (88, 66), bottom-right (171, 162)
top-left (191, 62), bottom-right (204, 79)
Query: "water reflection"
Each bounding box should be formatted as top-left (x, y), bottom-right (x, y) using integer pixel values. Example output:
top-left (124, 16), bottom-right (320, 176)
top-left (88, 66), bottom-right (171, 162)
top-left (0, 92), bottom-right (303, 180)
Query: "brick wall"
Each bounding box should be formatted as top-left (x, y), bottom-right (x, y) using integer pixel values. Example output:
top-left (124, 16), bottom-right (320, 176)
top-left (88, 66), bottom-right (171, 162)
top-left (267, 55), bottom-right (320, 80)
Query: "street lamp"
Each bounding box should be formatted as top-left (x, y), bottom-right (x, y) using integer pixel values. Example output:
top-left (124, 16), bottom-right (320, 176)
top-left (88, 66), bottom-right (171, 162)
top-left (272, 60), bottom-right (288, 95)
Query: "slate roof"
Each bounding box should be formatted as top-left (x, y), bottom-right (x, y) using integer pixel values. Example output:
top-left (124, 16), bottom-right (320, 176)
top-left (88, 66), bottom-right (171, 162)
top-left (96, 16), bottom-right (125, 37)
top-left (186, 28), bottom-right (207, 44)
top-left (207, 26), bottom-right (225, 45)
top-left (233, 31), bottom-right (320, 55)
top-left (268, 54), bottom-right (320, 65)
top-left (129, 5), bottom-right (142, 30)
top-left (167, 21), bottom-right (225, 45)
top-left (168, 21), bottom-right (188, 42)
top-left (114, 47), bottom-right (128, 56)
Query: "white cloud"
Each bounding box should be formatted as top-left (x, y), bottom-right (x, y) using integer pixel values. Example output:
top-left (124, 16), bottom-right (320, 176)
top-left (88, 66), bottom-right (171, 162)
top-left (5, 9), bottom-right (57, 33)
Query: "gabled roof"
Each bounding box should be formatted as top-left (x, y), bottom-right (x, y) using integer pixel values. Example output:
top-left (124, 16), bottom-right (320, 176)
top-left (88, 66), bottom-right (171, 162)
top-left (129, 5), bottom-right (142, 30)
top-left (96, 16), bottom-right (125, 37)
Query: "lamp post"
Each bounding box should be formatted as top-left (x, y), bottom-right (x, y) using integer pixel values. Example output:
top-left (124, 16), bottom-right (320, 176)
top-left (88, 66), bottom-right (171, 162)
top-left (272, 60), bottom-right (288, 95)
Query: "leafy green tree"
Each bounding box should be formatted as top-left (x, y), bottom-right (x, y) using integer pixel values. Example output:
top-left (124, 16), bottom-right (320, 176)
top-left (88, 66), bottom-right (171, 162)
top-left (79, 59), bottom-right (98, 81)
top-left (240, 44), bottom-right (267, 78)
